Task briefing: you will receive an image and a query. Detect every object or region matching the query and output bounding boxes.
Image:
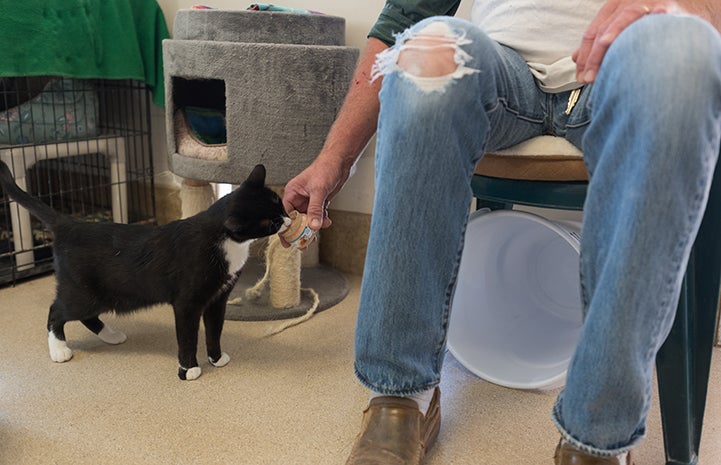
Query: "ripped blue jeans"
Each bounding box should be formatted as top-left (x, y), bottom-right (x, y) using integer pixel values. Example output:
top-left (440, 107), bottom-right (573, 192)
top-left (353, 14), bottom-right (721, 457)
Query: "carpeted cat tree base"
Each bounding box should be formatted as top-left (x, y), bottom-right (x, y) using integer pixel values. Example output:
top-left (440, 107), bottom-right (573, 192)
top-left (226, 257), bottom-right (349, 321)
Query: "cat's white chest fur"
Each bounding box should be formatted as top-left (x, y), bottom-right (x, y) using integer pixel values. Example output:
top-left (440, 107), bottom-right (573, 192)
top-left (222, 238), bottom-right (252, 275)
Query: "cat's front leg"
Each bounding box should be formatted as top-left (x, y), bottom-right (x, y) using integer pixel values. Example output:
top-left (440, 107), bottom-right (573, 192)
top-left (48, 330), bottom-right (73, 362)
top-left (47, 303), bottom-right (73, 362)
top-left (204, 291), bottom-right (230, 368)
top-left (173, 305), bottom-right (202, 381)
top-left (178, 365), bottom-right (202, 380)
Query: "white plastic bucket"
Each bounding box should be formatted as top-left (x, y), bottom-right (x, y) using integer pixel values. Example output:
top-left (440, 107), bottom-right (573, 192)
top-left (447, 209), bottom-right (583, 390)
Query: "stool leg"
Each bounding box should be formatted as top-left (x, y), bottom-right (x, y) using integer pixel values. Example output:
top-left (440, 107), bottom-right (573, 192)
top-left (655, 164), bottom-right (721, 465)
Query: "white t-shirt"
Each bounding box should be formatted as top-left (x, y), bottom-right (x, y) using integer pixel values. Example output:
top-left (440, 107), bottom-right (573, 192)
top-left (472, 0), bottom-right (604, 91)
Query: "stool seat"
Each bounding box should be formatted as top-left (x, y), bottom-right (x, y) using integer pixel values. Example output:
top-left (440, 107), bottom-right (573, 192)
top-left (475, 135), bottom-right (587, 181)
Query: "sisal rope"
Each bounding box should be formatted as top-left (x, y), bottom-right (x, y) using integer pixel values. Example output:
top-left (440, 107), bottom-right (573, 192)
top-left (235, 234), bottom-right (320, 336)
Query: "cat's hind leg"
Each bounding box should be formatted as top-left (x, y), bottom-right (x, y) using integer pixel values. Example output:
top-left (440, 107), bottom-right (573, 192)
top-left (81, 317), bottom-right (127, 345)
top-left (173, 304), bottom-right (202, 380)
top-left (204, 292), bottom-right (230, 368)
top-left (47, 303), bottom-right (73, 363)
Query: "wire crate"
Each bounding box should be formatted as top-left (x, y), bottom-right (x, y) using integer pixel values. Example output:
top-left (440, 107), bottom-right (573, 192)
top-left (0, 77), bottom-right (156, 285)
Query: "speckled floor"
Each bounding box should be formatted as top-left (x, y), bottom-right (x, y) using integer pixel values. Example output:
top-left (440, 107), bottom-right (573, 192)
top-left (1, 273), bottom-right (719, 464)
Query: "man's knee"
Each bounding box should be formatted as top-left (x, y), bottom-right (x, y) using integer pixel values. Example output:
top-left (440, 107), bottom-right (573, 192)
top-left (608, 15), bottom-right (721, 82)
top-left (373, 20), bottom-right (480, 92)
top-left (397, 22), bottom-right (459, 77)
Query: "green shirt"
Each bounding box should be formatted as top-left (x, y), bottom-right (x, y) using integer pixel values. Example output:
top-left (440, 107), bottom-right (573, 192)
top-left (368, 0), bottom-right (462, 45)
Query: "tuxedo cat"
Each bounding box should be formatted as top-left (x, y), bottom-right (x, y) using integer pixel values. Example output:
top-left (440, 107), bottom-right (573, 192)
top-left (0, 161), bottom-right (288, 380)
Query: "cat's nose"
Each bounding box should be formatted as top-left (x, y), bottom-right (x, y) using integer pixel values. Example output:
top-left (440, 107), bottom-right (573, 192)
top-left (277, 216), bottom-right (291, 233)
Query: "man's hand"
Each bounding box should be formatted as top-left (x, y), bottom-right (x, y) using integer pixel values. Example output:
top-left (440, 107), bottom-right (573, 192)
top-left (282, 156), bottom-right (350, 234)
top-left (573, 0), bottom-right (687, 83)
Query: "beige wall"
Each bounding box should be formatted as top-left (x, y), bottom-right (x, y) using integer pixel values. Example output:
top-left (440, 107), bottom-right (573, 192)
top-left (153, 0), bottom-right (473, 215)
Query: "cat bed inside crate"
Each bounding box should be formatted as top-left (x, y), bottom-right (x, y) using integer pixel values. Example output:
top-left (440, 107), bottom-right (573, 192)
top-left (0, 78), bottom-right (98, 146)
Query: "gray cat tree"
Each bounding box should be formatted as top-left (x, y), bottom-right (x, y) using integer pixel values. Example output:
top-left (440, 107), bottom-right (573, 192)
top-left (163, 9), bottom-right (358, 322)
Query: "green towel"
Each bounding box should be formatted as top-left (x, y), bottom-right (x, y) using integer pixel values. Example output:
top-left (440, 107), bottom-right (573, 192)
top-left (0, 0), bottom-right (170, 107)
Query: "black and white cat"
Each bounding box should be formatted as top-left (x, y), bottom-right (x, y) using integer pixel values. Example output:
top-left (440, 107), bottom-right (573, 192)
top-left (0, 161), bottom-right (289, 380)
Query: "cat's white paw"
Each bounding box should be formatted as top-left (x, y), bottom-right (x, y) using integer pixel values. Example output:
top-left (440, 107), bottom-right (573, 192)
top-left (97, 325), bottom-right (127, 345)
top-left (48, 332), bottom-right (73, 363)
top-left (179, 366), bottom-right (202, 380)
top-left (209, 352), bottom-right (230, 367)
top-left (184, 366), bottom-right (202, 380)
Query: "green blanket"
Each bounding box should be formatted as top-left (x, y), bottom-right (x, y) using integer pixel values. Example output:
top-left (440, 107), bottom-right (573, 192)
top-left (0, 0), bottom-right (170, 107)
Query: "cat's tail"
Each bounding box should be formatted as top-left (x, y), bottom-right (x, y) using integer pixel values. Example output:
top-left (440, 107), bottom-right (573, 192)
top-left (0, 160), bottom-right (61, 227)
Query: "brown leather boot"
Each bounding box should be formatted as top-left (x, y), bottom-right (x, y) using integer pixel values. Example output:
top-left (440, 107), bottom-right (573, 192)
top-left (554, 439), bottom-right (634, 464)
top-left (345, 387), bottom-right (441, 465)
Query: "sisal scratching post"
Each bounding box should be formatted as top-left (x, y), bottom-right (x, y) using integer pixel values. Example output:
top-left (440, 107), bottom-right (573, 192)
top-left (239, 235), bottom-right (320, 336)
top-left (179, 178), bottom-right (216, 218)
top-left (245, 235), bottom-right (301, 307)
top-left (268, 236), bottom-right (301, 308)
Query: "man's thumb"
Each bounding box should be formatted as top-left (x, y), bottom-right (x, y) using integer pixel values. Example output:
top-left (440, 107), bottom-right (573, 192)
top-left (306, 201), bottom-right (325, 230)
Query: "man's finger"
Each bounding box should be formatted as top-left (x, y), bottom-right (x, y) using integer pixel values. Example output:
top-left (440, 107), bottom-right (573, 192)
top-left (574, 32), bottom-right (597, 80)
top-left (574, 1), bottom-right (618, 80)
top-left (578, 5), bottom-right (653, 83)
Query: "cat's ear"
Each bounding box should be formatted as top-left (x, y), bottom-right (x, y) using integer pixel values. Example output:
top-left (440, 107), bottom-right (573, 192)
top-left (246, 164), bottom-right (266, 188)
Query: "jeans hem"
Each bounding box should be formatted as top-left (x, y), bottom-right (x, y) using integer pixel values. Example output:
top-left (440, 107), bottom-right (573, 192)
top-left (353, 363), bottom-right (439, 396)
top-left (551, 399), bottom-right (644, 457)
